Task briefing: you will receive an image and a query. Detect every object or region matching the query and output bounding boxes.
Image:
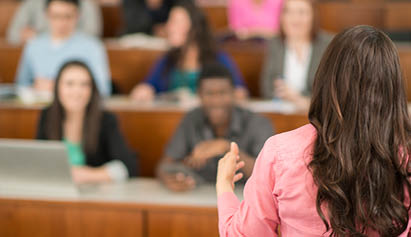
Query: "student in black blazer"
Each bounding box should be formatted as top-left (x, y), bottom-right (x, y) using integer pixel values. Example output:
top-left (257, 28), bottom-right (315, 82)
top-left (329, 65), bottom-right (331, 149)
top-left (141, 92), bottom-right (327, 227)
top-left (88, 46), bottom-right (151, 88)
top-left (37, 60), bottom-right (138, 184)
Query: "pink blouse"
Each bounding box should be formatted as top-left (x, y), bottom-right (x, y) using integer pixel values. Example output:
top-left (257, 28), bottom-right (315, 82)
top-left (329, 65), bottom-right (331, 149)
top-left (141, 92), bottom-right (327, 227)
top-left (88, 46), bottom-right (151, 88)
top-left (228, 0), bottom-right (283, 32)
top-left (218, 124), bottom-right (411, 236)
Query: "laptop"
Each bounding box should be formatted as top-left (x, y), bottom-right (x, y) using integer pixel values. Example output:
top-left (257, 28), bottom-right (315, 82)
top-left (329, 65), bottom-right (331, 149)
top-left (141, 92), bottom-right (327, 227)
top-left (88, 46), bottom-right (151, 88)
top-left (0, 139), bottom-right (79, 198)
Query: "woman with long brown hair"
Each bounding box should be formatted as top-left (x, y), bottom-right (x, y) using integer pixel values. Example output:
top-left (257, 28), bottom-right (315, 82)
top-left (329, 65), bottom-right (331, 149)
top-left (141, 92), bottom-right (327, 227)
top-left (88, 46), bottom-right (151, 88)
top-left (130, 0), bottom-right (247, 102)
top-left (37, 60), bottom-right (138, 184)
top-left (216, 25), bottom-right (411, 236)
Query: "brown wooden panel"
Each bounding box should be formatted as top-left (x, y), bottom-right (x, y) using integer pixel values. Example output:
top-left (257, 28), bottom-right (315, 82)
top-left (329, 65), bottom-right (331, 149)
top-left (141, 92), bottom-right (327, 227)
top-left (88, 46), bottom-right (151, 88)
top-left (77, 208), bottom-right (144, 237)
top-left (0, 203), bottom-right (80, 237)
top-left (202, 6), bottom-right (228, 32)
top-left (101, 4), bottom-right (124, 38)
top-left (317, 2), bottom-right (384, 33)
top-left (350, 0), bottom-right (384, 2)
top-left (262, 112), bottom-right (308, 134)
top-left (0, 1), bottom-right (20, 39)
top-left (0, 107), bottom-right (39, 139)
top-left (113, 110), bottom-right (185, 177)
top-left (222, 41), bottom-right (265, 97)
top-left (147, 210), bottom-right (219, 237)
top-left (384, 2), bottom-right (411, 31)
top-left (398, 46), bottom-right (411, 102)
top-left (0, 200), bottom-right (144, 237)
top-left (0, 198), bottom-right (222, 237)
top-left (107, 45), bottom-right (163, 94)
top-left (0, 42), bottom-right (22, 84)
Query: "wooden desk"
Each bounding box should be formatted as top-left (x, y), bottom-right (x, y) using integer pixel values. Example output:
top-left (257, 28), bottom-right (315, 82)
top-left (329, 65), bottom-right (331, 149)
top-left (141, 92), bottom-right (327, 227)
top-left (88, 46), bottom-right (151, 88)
top-left (0, 98), bottom-right (309, 176)
top-left (0, 178), bottom-right (242, 237)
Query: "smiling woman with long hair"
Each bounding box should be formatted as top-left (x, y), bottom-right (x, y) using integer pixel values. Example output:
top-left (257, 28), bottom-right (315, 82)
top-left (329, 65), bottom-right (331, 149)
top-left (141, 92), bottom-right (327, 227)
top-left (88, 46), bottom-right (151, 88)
top-left (216, 25), bottom-right (411, 236)
top-left (37, 60), bottom-right (138, 184)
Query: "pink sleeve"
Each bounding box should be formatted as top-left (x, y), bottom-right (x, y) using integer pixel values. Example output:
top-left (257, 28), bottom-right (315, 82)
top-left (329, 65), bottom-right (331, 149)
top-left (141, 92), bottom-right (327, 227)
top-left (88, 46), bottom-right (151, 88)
top-left (217, 138), bottom-right (280, 236)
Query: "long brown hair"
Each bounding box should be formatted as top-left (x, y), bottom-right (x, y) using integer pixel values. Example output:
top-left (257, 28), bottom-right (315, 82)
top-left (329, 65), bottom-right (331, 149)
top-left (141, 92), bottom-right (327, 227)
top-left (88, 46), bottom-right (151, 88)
top-left (46, 60), bottom-right (102, 155)
top-left (165, 0), bottom-right (217, 74)
top-left (308, 25), bottom-right (411, 236)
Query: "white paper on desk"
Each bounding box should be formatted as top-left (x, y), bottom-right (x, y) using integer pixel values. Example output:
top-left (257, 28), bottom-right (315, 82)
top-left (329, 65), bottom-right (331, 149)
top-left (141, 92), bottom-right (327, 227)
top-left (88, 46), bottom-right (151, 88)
top-left (17, 87), bottom-right (53, 105)
top-left (0, 83), bottom-right (16, 99)
top-left (118, 33), bottom-right (169, 50)
top-left (246, 100), bottom-right (298, 114)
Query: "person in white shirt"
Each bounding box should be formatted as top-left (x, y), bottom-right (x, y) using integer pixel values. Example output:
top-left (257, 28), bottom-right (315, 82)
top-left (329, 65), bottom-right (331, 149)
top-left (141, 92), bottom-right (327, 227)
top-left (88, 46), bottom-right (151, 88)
top-left (7, 0), bottom-right (102, 44)
top-left (260, 0), bottom-right (332, 111)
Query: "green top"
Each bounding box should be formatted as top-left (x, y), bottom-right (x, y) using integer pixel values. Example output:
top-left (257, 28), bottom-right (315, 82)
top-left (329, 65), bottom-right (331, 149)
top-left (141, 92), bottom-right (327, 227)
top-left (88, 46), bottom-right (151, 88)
top-left (63, 138), bottom-right (86, 166)
top-left (169, 69), bottom-right (200, 94)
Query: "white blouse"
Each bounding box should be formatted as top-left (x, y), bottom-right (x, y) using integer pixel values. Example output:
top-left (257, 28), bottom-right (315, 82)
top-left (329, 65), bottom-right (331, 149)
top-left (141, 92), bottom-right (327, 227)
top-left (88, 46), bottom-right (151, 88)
top-left (283, 45), bottom-right (312, 93)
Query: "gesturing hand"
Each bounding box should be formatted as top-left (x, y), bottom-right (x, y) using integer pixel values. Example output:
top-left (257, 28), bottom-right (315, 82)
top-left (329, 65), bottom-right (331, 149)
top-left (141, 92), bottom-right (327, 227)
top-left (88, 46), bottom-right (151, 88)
top-left (216, 142), bottom-right (245, 196)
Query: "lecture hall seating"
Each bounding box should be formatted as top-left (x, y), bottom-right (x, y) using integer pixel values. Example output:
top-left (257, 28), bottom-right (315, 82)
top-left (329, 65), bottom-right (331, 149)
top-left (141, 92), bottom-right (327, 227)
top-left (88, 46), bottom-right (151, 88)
top-left (0, 1), bottom-right (410, 236)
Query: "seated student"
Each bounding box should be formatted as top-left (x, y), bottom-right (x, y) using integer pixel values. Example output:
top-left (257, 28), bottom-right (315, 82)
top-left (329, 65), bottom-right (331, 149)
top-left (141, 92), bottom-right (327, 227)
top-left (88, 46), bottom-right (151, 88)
top-left (260, 0), bottom-right (332, 111)
top-left (7, 0), bottom-right (101, 44)
top-left (216, 26), bottom-right (411, 236)
top-left (228, 0), bottom-right (283, 40)
top-left (37, 60), bottom-right (137, 184)
top-left (15, 0), bottom-right (111, 96)
top-left (130, 0), bottom-right (248, 102)
top-left (122, 0), bottom-right (176, 37)
top-left (156, 63), bottom-right (273, 192)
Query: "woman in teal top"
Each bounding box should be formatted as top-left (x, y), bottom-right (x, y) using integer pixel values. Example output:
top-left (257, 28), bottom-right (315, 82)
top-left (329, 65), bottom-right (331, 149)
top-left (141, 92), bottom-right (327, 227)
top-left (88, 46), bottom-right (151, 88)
top-left (63, 138), bottom-right (86, 166)
top-left (37, 60), bottom-right (138, 184)
top-left (130, 0), bottom-right (247, 101)
top-left (169, 70), bottom-right (199, 93)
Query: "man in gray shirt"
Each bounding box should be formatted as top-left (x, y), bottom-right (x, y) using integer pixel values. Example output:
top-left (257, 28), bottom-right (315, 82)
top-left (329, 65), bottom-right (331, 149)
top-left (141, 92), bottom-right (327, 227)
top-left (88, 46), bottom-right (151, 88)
top-left (7, 0), bottom-right (102, 44)
top-left (157, 63), bottom-right (274, 192)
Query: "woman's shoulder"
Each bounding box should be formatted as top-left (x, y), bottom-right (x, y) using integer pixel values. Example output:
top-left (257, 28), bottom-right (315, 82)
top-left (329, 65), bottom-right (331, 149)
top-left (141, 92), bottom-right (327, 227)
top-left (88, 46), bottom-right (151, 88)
top-left (264, 124), bottom-right (317, 162)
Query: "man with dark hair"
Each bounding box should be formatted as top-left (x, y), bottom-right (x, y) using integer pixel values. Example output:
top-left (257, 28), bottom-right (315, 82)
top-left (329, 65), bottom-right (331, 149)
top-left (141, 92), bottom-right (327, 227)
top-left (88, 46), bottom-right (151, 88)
top-left (7, 0), bottom-right (101, 44)
top-left (157, 63), bottom-right (274, 192)
top-left (15, 0), bottom-right (110, 96)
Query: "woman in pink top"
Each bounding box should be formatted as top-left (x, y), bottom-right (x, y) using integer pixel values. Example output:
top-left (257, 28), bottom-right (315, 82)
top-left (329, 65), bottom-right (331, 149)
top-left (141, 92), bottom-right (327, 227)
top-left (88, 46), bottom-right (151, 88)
top-left (216, 25), bottom-right (411, 236)
top-left (228, 0), bottom-right (283, 39)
